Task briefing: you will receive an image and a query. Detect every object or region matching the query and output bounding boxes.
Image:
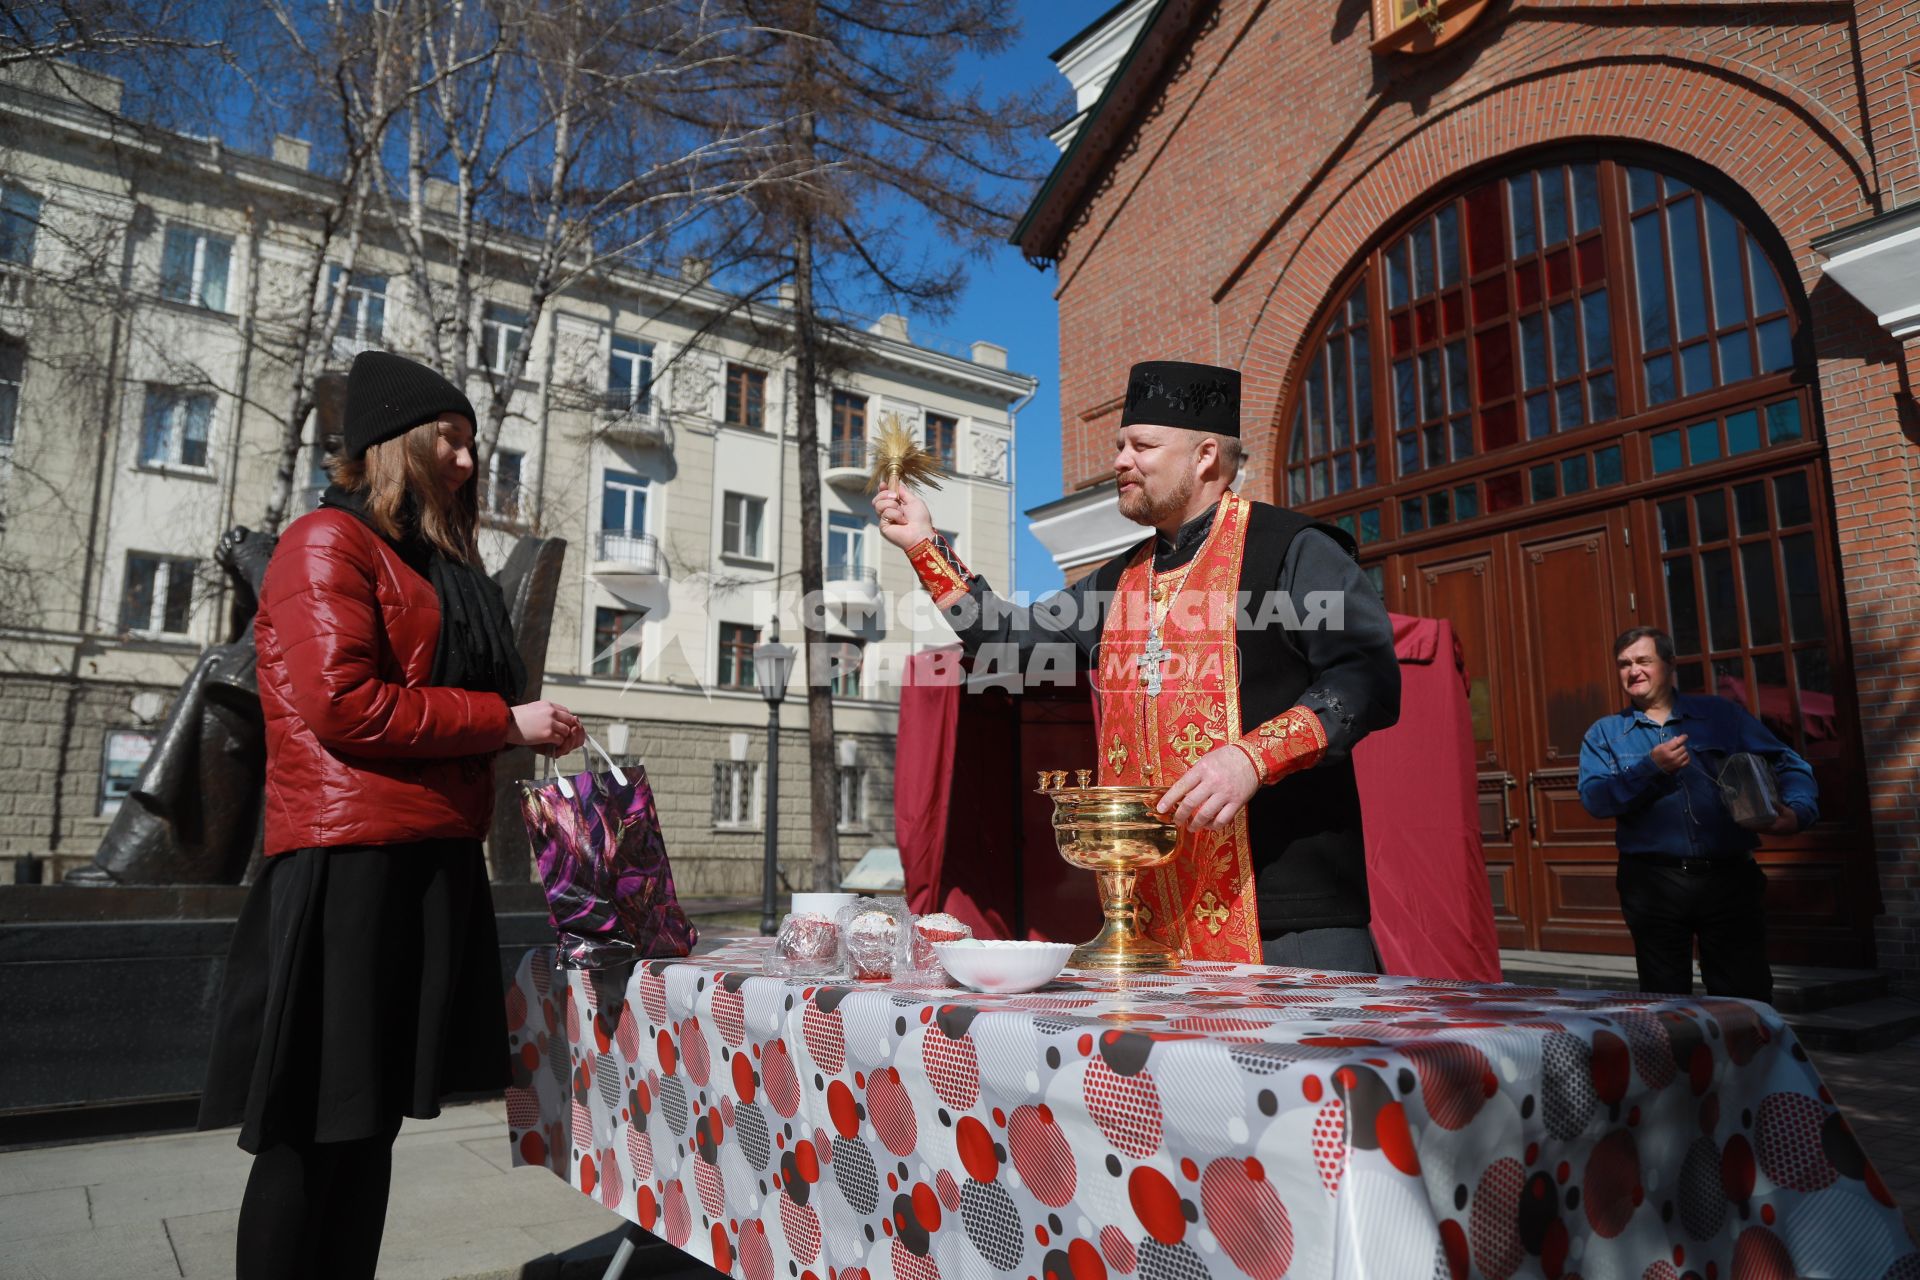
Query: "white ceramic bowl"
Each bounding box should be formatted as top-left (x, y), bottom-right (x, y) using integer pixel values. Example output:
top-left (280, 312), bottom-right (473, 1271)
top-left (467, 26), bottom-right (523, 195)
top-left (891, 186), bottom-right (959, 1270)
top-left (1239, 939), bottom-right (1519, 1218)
top-left (791, 892), bottom-right (859, 918)
top-left (934, 940), bottom-right (1075, 994)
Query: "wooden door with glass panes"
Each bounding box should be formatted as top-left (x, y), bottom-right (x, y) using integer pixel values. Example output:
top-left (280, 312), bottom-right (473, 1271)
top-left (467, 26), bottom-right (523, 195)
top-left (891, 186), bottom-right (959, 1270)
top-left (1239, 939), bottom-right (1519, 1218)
top-left (1393, 508), bottom-right (1638, 953)
top-left (1296, 154), bottom-right (1877, 963)
top-left (1628, 446), bottom-right (1878, 962)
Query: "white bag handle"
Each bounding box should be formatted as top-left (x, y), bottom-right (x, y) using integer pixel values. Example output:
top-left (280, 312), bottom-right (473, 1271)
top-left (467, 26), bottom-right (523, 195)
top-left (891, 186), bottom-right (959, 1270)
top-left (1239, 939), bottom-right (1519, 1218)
top-left (553, 733), bottom-right (630, 799)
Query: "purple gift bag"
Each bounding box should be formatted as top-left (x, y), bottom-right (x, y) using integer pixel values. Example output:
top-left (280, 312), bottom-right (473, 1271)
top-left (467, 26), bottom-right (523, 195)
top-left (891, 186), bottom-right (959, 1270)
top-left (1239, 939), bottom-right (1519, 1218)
top-left (519, 737), bottom-right (697, 968)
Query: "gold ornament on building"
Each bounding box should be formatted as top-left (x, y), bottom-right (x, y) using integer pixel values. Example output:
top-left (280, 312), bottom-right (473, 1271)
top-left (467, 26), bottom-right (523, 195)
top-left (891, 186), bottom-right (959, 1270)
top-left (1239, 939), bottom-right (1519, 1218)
top-left (867, 411), bottom-right (945, 493)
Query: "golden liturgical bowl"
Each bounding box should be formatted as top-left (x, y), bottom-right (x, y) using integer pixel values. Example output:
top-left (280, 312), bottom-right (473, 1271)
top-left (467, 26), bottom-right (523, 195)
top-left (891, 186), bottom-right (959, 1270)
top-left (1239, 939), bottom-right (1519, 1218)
top-left (1037, 775), bottom-right (1183, 973)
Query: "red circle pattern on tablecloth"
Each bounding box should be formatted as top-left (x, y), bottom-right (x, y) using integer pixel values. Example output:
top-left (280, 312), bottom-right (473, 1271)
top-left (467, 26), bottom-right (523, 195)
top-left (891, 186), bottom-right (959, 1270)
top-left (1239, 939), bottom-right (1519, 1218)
top-left (505, 941), bottom-right (1915, 1280)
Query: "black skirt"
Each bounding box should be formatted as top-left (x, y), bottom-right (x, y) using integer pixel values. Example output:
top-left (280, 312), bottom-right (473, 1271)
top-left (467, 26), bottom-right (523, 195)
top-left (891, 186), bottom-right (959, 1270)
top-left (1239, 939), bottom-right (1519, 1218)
top-left (199, 839), bottom-right (512, 1152)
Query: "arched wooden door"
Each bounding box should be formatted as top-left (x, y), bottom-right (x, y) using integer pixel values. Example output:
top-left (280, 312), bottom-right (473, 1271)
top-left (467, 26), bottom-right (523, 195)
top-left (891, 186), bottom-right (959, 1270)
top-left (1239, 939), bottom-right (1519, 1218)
top-left (1278, 151), bottom-right (1876, 963)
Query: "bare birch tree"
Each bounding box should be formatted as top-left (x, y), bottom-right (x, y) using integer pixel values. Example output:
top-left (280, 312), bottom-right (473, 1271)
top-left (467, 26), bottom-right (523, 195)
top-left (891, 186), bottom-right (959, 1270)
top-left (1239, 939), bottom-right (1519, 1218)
top-left (250, 1), bottom-right (432, 532)
top-left (680, 0), bottom-right (1062, 890)
top-left (374, 0), bottom-right (803, 495)
top-left (0, 1), bottom-right (225, 71)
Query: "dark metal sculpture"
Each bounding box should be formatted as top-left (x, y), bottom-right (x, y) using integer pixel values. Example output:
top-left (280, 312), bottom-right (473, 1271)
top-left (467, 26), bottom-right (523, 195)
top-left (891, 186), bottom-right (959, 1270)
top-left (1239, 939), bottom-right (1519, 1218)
top-left (72, 522), bottom-right (568, 887)
top-left (69, 526), bottom-right (276, 886)
top-left (487, 534), bottom-right (570, 885)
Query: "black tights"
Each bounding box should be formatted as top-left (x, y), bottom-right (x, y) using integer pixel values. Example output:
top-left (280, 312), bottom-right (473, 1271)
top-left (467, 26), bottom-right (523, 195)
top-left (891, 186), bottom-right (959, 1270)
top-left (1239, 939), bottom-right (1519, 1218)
top-left (235, 1122), bottom-right (402, 1280)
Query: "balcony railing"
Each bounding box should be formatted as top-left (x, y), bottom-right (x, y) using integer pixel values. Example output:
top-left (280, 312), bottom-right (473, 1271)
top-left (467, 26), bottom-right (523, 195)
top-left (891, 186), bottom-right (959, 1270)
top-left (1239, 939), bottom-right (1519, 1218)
top-left (826, 561), bottom-right (878, 585)
top-left (598, 391), bottom-right (671, 450)
top-left (600, 388), bottom-right (653, 415)
top-left (595, 530), bottom-right (662, 574)
top-left (330, 332), bottom-right (382, 361)
top-left (824, 438), bottom-right (868, 488)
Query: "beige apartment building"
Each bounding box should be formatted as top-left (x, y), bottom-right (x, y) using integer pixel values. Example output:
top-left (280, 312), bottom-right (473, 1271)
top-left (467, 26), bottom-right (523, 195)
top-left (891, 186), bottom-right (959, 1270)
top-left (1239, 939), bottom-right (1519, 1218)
top-left (0, 66), bottom-right (1033, 895)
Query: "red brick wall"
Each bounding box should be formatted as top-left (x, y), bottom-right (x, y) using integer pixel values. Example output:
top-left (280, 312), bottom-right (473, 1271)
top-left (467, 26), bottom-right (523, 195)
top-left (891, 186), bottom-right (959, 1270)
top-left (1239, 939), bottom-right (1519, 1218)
top-left (1046, 0), bottom-right (1920, 982)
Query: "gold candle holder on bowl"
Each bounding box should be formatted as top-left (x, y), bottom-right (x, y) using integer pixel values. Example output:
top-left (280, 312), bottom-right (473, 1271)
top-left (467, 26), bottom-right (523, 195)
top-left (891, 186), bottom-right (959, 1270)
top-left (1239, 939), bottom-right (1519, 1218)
top-left (1036, 771), bottom-right (1183, 973)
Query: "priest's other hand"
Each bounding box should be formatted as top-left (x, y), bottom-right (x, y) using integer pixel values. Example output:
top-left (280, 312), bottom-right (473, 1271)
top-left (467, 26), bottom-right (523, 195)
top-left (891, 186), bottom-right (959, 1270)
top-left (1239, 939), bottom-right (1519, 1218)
top-left (873, 486), bottom-right (934, 550)
top-left (1158, 745), bottom-right (1260, 832)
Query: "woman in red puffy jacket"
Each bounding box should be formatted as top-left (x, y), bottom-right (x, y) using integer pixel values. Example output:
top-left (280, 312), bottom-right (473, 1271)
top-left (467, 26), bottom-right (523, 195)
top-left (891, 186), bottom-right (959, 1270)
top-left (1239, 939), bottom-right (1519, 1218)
top-left (200, 351), bottom-right (585, 1280)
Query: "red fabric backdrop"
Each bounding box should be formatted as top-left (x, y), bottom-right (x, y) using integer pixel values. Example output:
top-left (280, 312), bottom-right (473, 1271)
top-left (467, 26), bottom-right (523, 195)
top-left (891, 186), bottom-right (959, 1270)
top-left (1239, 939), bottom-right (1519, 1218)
top-left (1351, 615), bottom-right (1503, 981)
top-left (898, 620), bottom-right (1500, 981)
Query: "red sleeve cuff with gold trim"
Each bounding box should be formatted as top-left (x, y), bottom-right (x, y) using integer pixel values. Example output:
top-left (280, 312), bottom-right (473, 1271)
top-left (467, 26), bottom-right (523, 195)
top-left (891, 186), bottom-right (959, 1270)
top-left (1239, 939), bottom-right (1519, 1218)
top-left (1234, 705), bottom-right (1329, 785)
top-left (907, 536), bottom-right (974, 609)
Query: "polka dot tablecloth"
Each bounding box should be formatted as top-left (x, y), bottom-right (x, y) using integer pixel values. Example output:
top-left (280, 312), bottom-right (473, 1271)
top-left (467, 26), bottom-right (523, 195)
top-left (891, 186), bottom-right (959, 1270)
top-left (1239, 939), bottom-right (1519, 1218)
top-left (505, 942), bottom-right (1915, 1280)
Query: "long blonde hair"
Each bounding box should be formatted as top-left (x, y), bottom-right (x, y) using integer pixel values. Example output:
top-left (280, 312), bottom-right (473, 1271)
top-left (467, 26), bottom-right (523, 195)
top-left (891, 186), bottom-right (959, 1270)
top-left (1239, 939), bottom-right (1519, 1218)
top-left (328, 418), bottom-right (480, 563)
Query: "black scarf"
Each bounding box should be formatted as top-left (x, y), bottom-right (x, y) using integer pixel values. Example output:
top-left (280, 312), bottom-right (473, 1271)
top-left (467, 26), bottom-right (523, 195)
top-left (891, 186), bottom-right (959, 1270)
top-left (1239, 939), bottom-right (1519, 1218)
top-left (319, 484), bottom-right (527, 705)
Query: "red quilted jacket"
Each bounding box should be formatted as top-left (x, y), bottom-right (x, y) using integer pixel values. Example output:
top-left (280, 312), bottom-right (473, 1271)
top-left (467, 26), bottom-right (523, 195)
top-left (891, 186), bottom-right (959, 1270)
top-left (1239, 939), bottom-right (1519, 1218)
top-left (255, 507), bottom-right (512, 854)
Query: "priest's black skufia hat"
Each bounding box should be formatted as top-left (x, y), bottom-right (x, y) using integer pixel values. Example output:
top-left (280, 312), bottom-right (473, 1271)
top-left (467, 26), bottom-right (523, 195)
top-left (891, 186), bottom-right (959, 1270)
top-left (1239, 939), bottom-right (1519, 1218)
top-left (1120, 360), bottom-right (1240, 437)
top-left (343, 350), bottom-right (477, 459)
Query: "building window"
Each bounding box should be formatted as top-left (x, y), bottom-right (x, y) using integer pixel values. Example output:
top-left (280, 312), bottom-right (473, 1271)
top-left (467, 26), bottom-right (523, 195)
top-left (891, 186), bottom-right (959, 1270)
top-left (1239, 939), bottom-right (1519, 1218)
top-left (722, 491), bottom-right (765, 559)
top-left (159, 226), bottom-right (231, 310)
top-left (829, 391), bottom-right (866, 467)
top-left (481, 303), bottom-right (528, 375)
top-left (717, 622), bottom-right (759, 690)
top-left (602, 468), bottom-right (647, 535)
top-left (99, 729), bottom-right (155, 818)
top-left (1282, 156), bottom-right (1800, 533)
top-left (120, 553), bottom-right (196, 635)
top-left (1371, 0), bottom-right (1441, 39)
top-left (609, 335), bottom-right (654, 412)
top-left (925, 412), bottom-right (958, 470)
top-left (836, 764), bottom-right (867, 831)
top-left (139, 387), bottom-right (214, 469)
top-left (592, 606), bottom-right (646, 680)
top-left (712, 760), bottom-right (761, 829)
top-left (1656, 463), bottom-right (1836, 761)
top-left (1325, 508), bottom-right (1385, 547)
top-left (485, 448), bottom-right (524, 521)
top-left (828, 641), bottom-right (863, 699)
top-left (724, 363), bottom-right (766, 429)
top-left (1624, 167), bottom-right (1793, 407)
top-left (1648, 397), bottom-right (1804, 478)
top-left (0, 337), bottom-right (21, 452)
top-left (1287, 282), bottom-right (1376, 504)
top-left (827, 512), bottom-right (866, 582)
top-left (327, 266), bottom-right (386, 347)
top-left (1, 183), bottom-right (42, 267)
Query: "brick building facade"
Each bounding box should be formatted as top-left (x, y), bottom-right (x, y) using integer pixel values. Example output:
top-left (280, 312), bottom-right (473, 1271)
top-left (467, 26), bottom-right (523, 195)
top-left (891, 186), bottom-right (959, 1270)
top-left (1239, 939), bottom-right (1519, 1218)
top-left (1017, 1), bottom-right (1920, 984)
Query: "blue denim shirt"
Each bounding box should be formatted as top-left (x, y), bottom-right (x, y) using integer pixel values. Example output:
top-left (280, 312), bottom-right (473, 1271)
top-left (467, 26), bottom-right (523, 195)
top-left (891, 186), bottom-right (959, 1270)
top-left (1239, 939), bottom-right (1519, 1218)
top-left (1577, 694), bottom-right (1818, 859)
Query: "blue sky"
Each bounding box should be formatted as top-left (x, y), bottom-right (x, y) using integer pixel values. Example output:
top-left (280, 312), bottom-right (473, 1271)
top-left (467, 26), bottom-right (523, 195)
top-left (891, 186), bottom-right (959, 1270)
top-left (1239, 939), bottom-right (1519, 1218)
top-left (928, 6), bottom-right (1097, 600)
top-left (170, 1), bottom-right (1096, 598)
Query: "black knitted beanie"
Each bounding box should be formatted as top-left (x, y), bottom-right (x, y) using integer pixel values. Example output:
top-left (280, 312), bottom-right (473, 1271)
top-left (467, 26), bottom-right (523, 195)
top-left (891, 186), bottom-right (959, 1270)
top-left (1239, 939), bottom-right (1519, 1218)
top-left (343, 350), bottom-right (476, 458)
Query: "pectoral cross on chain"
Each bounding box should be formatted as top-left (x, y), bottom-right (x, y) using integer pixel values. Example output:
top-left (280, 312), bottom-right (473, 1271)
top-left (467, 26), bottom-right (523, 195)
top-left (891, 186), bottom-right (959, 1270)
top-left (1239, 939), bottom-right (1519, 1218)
top-left (1137, 624), bottom-right (1175, 696)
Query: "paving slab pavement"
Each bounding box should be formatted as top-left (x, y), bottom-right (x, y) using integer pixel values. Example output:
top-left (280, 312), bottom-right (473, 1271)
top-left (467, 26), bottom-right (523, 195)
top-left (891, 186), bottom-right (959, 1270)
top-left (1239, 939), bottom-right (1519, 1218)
top-left (0, 1100), bottom-right (682, 1280)
top-left (4, 1039), bottom-right (1919, 1278)
top-left (1804, 1034), bottom-right (1920, 1242)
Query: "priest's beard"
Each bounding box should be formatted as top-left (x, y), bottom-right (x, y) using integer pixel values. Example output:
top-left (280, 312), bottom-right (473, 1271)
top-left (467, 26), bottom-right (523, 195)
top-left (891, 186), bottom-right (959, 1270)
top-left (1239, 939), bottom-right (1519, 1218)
top-left (1117, 468), bottom-right (1197, 528)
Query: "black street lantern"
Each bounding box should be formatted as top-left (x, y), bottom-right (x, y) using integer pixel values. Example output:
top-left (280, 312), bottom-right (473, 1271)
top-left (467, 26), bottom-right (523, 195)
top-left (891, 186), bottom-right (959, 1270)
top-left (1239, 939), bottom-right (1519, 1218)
top-left (754, 623), bottom-right (795, 935)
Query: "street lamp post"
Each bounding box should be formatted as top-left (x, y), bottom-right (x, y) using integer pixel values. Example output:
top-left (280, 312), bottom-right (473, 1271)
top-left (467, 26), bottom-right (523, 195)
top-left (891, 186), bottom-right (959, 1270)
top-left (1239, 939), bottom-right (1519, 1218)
top-left (753, 622), bottom-right (796, 936)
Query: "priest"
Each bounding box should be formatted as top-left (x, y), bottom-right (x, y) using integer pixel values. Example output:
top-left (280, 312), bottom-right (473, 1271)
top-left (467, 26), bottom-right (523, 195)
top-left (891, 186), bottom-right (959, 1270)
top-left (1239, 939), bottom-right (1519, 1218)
top-left (874, 360), bottom-right (1399, 970)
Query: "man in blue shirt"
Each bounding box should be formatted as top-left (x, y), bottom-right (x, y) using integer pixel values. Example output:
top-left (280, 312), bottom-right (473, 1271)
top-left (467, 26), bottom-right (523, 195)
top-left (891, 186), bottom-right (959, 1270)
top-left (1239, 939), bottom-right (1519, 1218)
top-left (1578, 627), bottom-right (1817, 1004)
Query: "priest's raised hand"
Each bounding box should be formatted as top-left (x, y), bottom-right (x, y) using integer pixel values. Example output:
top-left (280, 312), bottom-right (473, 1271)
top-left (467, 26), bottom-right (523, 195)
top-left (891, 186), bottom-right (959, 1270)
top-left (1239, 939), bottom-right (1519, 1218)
top-left (873, 485), bottom-right (933, 550)
top-left (1156, 743), bottom-right (1261, 833)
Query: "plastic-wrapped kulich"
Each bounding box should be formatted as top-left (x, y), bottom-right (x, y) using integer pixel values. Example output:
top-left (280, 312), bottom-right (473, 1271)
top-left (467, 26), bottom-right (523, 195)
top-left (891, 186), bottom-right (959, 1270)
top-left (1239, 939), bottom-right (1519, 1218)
top-left (774, 911), bottom-right (841, 974)
top-left (911, 912), bottom-right (973, 971)
top-left (846, 909), bottom-right (900, 981)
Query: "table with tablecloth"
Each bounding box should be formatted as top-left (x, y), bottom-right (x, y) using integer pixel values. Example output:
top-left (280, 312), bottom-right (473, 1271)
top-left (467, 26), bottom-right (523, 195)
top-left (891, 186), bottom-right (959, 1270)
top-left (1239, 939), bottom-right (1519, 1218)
top-left (505, 941), bottom-right (1914, 1280)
